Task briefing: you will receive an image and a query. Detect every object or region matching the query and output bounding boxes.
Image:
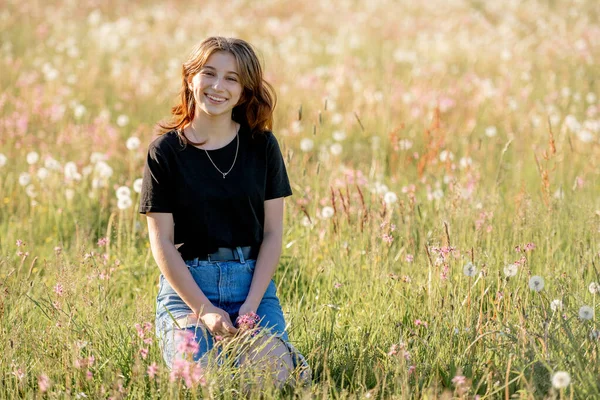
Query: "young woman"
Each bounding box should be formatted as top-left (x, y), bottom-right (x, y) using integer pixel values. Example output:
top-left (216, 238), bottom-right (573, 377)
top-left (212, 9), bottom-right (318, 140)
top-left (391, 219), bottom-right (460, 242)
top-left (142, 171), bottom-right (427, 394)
top-left (139, 36), bottom-right (310, 386)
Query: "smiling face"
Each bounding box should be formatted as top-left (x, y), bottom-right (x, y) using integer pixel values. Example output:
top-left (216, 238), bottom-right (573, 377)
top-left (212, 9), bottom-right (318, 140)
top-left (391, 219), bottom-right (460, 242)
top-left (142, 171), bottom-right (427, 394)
top-left (188, 51), bottom-right (244, 119)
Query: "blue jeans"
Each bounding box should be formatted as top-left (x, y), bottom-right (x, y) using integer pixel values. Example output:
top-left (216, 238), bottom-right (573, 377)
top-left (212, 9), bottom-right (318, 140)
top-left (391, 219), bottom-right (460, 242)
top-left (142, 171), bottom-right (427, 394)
top-left (155, 257), bottom-right (309, 379)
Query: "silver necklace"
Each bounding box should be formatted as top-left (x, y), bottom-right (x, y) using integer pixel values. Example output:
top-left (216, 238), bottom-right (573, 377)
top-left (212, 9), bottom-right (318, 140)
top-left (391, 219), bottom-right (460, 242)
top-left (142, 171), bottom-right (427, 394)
top-left (203, 125), bottom-right (240, 179)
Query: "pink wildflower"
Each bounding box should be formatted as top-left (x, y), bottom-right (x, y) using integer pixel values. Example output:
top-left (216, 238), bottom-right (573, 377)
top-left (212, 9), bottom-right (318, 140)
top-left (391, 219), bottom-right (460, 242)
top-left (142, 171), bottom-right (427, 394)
top-left (54, 283), bottom-right (64, 296)
top-left (16, 239), bottom-right (25, 247)
top-left (38, 374), bottom-right (51, 392)
top-left (334, 282), bottom-right (342, 289)
top-left (452, 375), bottom-right (467, 386)
top-left (134, 323), bottom-right (144, 338)
top-left (405, 254), bottom-right (414, 263)
top-left (415, 319), bottom-right (428, 328)
top-left (147, 362), bottom-right (159, 379)
top-left (86, 370), bottom-right (93, 380)
top-left (139, 348), bottom-right (149, 359)
top-left (236, 312), bottom-right (261, 331)
top-left (176, 331), bottom-right (199, 355)
top-left (408, 365), bottom-right (416, 374)
top-left (87, 355), bottom-right (95, 366)
top-left (524, 242), bottom-right (536, 251)
top-left (97, 237), bottom-right (108, 246)
top-left (170, 359), bottom-right (190, 383)
top-left (382, 233), bottom-right (394, 244)
top-left (143, 337), bottom-right (153, 345)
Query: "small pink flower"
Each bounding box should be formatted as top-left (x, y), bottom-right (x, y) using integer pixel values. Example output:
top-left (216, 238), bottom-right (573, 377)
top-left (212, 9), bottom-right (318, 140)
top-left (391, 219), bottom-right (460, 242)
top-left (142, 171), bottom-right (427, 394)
top-left (143, 322), bottom-right (153, 332)
top-left (236, 312), bottom-right (261, 331)
top-left (139, 348), bottom-right (149, 359)
top-left (143, 337), bottom-right (153, 345)
top-left (334, 282), bottom-right (343, 289)
top-left (452, 375), bottom-right (467, 386)
top-left (408, 365), bottom-right (416, 374)
top-left (524, 242), bottom-right (536, 251)
top-left (134, 323), bottom-right (144, 338)
top-left (54, 284), bottom-right (64, 296)
top-left (382, 233), bottom-right (394, 244)
top-left (415, 319), bottom-right (428, 328)
top-left (38, 374), bottom-right (51, 393)
top-left (97, 237), bottom-right (108, 246)
top-left (147, 362), bottom-right (159, 379)
top-left (387, 344), bottom-right (398, 356)
top-left (86, 370), bottom-right (93, 380)
top-left (87, 355), bottom-right (95, 366)
top-left (176, 331), bottom-right (199, 355)
top-left (405, 254), bottom-right (414, 263)
top-left (16, 239), bottom-right (25, 247)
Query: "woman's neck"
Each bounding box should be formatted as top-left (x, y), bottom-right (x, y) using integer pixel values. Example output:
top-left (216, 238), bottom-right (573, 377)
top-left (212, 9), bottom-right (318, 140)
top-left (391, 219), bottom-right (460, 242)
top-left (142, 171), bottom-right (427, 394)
top-left (185, 113), bottom-right (238, 149)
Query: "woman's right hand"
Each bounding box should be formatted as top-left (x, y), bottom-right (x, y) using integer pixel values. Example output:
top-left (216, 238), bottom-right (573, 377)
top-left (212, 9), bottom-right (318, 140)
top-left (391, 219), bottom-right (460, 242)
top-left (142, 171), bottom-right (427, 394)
top-left (199, 305), bottom-right (238, 337)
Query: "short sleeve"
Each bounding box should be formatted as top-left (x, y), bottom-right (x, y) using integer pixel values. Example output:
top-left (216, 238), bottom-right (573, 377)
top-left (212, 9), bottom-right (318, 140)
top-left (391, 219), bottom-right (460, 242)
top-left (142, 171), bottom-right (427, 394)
top-left (139, 143), bottom-right (175, 214)
top-left (265, 133), bottom-right (293, 200)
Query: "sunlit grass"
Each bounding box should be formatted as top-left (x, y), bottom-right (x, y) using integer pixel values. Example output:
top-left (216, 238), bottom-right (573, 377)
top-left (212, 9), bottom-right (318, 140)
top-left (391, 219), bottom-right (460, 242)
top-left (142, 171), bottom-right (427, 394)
top-left (1, 0), bottom-right (599, 398)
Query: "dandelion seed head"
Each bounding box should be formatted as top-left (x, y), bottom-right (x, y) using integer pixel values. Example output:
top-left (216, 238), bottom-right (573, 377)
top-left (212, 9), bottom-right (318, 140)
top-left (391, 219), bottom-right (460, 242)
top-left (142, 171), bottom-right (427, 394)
top-left (300, 138), bottom-right (314, 152)
top-left (579, 305), bottom-right (593, 320)
top-left (116, 186), bottom-right (131, 200)
top-left (126, 136), bottom-right (140, 151)
top-left (550, 299), bottom-right (563, 312)
top-left (117, 196), bottom-right (133, 210)
top-left (551, 371), bottom-right (571, 389)
top-left (529, 276), bottom-right (545, 292)
top-left (26, 151), bottom-right (39, 165)
top-left (117, 114), bottom-right (130, 127)
top-left (588, 282), bottom-right (599, 295)
top-left (383, 191), bottom-right (398, 204)
top-left (463, 262), bottom-right (478, 277)
top-left (321, 206), bottom-right (334, 219)
top-left (133, 178), bottom-right (143, 193)
top-left (18, 172), bottom-right (31, 186)
top-left (504, 263), bottom-right (518, 277)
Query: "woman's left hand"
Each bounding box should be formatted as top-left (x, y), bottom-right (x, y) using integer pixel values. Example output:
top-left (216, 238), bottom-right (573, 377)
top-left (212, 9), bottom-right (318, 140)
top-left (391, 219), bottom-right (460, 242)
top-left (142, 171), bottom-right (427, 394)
top-left (238, 300), bottom-right (258, 317)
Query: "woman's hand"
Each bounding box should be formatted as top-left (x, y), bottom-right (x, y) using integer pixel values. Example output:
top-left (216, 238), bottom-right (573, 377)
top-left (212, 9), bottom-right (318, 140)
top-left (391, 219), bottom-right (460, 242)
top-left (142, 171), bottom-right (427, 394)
top-left (199, 305), bottom-right (238, 337)
top-left (238, 300), bottom-right (258, 318)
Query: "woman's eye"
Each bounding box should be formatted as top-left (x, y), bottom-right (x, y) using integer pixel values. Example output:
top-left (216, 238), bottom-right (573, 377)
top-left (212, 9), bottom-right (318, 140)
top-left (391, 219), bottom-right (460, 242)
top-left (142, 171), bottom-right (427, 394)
top-left (202, 71), bottom-right (214, 76)
top-left (227, 77), bottom-right (238, 82)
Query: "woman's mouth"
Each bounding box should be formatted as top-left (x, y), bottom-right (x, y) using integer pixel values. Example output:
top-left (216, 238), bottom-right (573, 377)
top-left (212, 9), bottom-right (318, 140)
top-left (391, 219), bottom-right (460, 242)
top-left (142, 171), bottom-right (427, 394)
top-left (205, 93), bottom-right (227, 104)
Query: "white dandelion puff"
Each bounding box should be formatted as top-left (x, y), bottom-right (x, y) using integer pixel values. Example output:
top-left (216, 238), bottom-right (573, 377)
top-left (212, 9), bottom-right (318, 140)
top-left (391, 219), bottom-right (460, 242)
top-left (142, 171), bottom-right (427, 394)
top-left (18, 172), bottom-right (31, 186)
top-left (529, 276), bottom-right (545, 292)
top-left (36, 168), bottom-right (49, 181)
top-left (133, 178), bottom-right (143, 194)
top-left (65, 189), bottom-right (75, 201)
top-left (25, 184), bottom-right (37, 198)
top-left (551, 371), bottom-right (571, 389)
top-left (116, 186), bottom-right (131, 200)
top-left (504, 263), bottom-right (518, 277)
top-left (117, 196), bottom-right (133, 210)
top-left (579, 305), bottom-right (593, 320)
top-left (329, 143), bottom-right (343, 156)
top-left (125, 136), bottom-right (140, 151)
top-left (550, 299), bottom-right (563, 312)
top-left (485, 126), bottom-right (497, 137)
top-left (321, 206), bottom-right (334, 219)
top-left (44, 157), bottom-right (61, 170)
top-left (94, 161), bottom-right (113, 179)
top-left (26, 151), bottom-right (39, 165)
top-left (589, 282), bottom-right (599, 295)
top-left (332, 130), bottom-right (346, 141)
top-left (383, 191), bottom-right (398, 205)
top-left (463, 262), bottom-right (478, 277)
top-left (300, 138), bottom-right (314, 152)
top-left (117, 114), bottom-right (130, 127)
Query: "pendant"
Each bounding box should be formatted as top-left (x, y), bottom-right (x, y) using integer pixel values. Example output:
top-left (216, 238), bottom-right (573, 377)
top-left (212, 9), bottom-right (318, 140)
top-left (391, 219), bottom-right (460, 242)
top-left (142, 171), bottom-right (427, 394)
top-left (223, 173), bottom-right (226, 179)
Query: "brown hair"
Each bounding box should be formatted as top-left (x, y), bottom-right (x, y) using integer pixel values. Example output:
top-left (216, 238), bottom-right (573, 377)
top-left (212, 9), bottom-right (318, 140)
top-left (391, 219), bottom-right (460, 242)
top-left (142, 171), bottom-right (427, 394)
top-left (158, 36), bottom-right (277, 141)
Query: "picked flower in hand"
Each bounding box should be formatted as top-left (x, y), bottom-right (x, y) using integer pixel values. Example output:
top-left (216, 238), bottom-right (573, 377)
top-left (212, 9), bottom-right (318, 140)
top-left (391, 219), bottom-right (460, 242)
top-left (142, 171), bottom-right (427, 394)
top-left (236, 312), bottom-right (260, 331)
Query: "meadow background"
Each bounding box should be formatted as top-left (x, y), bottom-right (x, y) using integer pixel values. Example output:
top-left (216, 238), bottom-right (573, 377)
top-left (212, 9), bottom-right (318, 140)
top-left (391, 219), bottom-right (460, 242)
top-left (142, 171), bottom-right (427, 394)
top-left (1, 0), bottom-right (599, 398)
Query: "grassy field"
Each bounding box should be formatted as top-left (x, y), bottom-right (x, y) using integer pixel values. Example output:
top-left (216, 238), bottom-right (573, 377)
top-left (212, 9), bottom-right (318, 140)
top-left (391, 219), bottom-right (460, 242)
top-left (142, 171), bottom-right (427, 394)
top-left (1, 0), bottom-right (599, 398)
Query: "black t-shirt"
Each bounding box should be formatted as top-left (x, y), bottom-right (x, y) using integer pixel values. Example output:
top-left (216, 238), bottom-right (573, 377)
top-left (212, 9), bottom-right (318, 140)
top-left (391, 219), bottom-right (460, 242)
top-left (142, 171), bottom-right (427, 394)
top-left (139, 125), bottom-right (292, 260)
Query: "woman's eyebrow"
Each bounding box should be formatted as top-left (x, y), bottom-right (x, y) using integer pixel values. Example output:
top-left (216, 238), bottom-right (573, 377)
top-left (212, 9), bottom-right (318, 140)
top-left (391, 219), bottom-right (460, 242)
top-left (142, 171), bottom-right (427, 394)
top-left (202, 65), bottom-right (239, 76)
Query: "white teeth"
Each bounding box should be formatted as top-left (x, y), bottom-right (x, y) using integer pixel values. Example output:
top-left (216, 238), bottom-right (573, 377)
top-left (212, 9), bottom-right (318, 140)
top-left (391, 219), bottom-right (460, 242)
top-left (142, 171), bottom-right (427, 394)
top-left (206, 94), bottom-right (226, 102)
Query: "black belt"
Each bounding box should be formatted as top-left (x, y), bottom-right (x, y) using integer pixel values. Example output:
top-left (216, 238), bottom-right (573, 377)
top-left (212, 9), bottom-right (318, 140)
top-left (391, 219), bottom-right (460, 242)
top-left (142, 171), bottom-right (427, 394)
top-left (194, 246), bottom-right (258, 262)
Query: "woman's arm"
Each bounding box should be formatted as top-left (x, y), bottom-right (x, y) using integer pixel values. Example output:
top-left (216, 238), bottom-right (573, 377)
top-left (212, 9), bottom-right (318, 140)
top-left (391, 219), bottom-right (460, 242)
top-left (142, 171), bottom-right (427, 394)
top-left (147, 212), bottom-right (237, 335)
top-left (240, 197), bottom-right (285, 314)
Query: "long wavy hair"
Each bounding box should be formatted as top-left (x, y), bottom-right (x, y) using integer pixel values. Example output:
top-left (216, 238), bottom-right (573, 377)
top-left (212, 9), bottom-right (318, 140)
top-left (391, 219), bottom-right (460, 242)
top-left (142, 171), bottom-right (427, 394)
top-left (158, 37), bottom-right (276, 142)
